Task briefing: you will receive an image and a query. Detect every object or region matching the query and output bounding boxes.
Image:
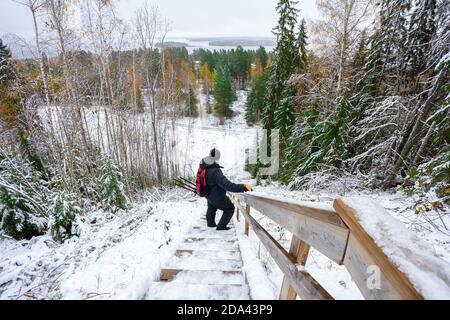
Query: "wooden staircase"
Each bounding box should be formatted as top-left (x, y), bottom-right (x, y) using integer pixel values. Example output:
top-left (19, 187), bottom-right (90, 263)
top-left (147, 194), bottom-right (450, 300)
top-left (150, 216), bottom-right (251, 300)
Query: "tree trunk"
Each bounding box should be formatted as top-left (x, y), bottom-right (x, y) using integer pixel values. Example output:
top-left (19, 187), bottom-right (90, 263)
top-left (30, 3), bottom-right (50, 106)
top-left (384, 69), bottom-right (448, 188)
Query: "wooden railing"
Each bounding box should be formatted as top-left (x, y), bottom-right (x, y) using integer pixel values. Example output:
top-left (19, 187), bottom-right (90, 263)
top-left (229, 193), bottom-right (424, 300)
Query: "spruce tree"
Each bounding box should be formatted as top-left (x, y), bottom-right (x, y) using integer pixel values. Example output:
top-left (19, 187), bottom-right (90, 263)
top-left (297, 96), bottom-right (352, 177)
top-left (274, 84), bottom-right (296, 137)
top-left (0, 151), bottom-right (48, 240)
top-left (98, 157), bottom-right (128, 213)
top-left (187, 85), bottom-right (198, 117)
top-left (213, 65), bottom-right (235, 121)
top-left (281, 97), bottom-right (321, 184)
top-left (50, 190), bottom-right (81, 242)
top-left (372, 0), bottom-right (411, 95)
top-left (274, 18), bottom-right (308, 140)
top-left (263, 0), bottom-right (299, 130)
top-left (255, 46), bottom-right (269, 70)
top-left (245, 69), bottom-right (269, 125)
top-left (296, 19), bottom-right (308, 72)
top-left (0, 39), bottom-right (15, 87)
top-left (402, 0), bottom-right (437, 84)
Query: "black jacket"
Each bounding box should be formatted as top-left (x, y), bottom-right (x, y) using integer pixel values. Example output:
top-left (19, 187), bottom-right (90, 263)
top-left (200, 160), bottom-right (245, 201)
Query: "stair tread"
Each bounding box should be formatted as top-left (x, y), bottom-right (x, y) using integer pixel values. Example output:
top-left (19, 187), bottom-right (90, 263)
top-left (161, 269), bottom-right (245, 285)
top-left (165, 256), bottom-right (243, 271)
top-left (178, 241), bottom-right (239, 251)
top-left (175, 249), bottom-right (241, 260)
top-left (148, 283), bottom-right (250, 300)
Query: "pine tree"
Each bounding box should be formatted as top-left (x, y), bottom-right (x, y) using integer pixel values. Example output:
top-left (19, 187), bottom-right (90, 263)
top-left (263, 0), bottom-right (299, 130)
top-left (213, 65), bottom-right (235, 121)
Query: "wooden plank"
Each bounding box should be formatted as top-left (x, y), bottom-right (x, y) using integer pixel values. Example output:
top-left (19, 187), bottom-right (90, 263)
top-left (233, 193), bottom-right (346, 227)
top-left (244, 204), bottom-right (250, 236)
top-left (334, 199), bottom-right (423, 300)
top-left (241, 207), bottom-right (333, 300)
top-left (175, 249), bottom-right (193, 257)
top-left (231, 193), bottom-right (349, 264)
top-left (280, 236), bottom-right (311, 300)
top-left (160, 268), bottom-right (183, 281)
top-left (160, 268), bottom-right (242, 282)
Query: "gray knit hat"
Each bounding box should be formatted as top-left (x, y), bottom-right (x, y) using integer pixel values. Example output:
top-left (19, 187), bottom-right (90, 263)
top-left (203, 148), bottom-right (221, 165)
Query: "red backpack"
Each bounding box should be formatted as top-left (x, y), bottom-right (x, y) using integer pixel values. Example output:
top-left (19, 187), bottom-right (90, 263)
top-left (196, 168), bottom-right (209, 197)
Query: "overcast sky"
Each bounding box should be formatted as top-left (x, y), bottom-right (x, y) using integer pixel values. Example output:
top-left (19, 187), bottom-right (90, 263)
top-left (0, 0), bottom-right (319, 39)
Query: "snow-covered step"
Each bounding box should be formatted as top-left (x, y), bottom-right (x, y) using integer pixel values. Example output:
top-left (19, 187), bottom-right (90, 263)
top-left (164, 255), bottom-right (243, 271)
top-left (185, 232), bottom-right (238, 239)
top-left (175, 249), bottom-right (241, 260)
top-left (160, 269), bottom-right (245, 285)
top-left (151, 218), bottom-right (250, 300)
top-left (149, 283), bottom-right (250, 300)
top-left (193, 225), bottom-right (236, 232)
top-left (178, 239), bottom-right (239, 251)
top-left (184, 236), bottom-right (237, 243)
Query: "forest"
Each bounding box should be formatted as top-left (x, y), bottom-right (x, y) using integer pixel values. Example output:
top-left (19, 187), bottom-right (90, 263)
top-left (0, 0), bottom-right (448, 245)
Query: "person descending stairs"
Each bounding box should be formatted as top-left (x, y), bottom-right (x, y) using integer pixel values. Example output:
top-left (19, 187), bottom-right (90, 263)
top-left (197, 148), bottom-right (253, 230)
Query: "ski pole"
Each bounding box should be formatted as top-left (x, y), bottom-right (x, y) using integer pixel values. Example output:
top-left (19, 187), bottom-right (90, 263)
top-left (176, 183), bottom-right (196, 194)
top-left (175, 180), bottom-right (196, 193)
top-left (179, 177), bottom-right (196, 187)
top-left (175, 178), bottom-right (196, 190)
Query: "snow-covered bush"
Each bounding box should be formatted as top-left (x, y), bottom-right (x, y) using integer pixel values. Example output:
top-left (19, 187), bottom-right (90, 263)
top-left (98, 157), bottom-right (129, 213)
top-left (50, 190), bottom-right (82, 242)
top-left (400, 148), bottom-right (450, 202)
top-left (0, 150), bottom-right (48, 239)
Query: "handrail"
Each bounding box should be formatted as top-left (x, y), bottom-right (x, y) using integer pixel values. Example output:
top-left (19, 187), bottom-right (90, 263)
top-left (229, 192), bottom-right (433, 300)
top-left (232, 193), bottom-right (349, 264)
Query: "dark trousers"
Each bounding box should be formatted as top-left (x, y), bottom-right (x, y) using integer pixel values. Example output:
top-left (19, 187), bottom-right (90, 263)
top-left (206, 196), bottom-right (235, 228)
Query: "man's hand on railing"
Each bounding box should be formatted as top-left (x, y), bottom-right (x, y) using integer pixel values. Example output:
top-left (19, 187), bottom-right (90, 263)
top-left (244, 184), bottom-right (253, 192)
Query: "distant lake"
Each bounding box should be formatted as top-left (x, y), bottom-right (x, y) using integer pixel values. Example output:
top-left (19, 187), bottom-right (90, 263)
top-left (165, 38), bottom-right (275, 53)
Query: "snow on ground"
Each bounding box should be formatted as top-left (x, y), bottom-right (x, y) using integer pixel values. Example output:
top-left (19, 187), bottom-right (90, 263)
top-left (2, 88), bottom-right (449, 300)
top-left (0, 189), bottom-right (204, 299)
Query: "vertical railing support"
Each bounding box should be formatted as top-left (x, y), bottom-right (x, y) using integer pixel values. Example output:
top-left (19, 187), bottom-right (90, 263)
top-left (279, 236), bottom-right (311, 300)
top-left (244, 204), bottom-right (250, 236)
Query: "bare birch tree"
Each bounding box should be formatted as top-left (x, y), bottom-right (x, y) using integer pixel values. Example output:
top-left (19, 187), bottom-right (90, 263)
top-left (312, 0), bottom-right (374, 95)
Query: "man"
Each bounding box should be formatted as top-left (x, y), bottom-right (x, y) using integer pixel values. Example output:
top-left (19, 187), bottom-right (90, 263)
top-left (200, 148), bottom-right (253, 230)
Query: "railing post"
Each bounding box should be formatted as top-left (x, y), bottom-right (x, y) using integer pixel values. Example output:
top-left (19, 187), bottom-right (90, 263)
top-left (244, 204), bottom-right (250, 236)
top-left (279, 236), bottom-right (311, 300)
top-left (236, 199), bottom-right (240, 222)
